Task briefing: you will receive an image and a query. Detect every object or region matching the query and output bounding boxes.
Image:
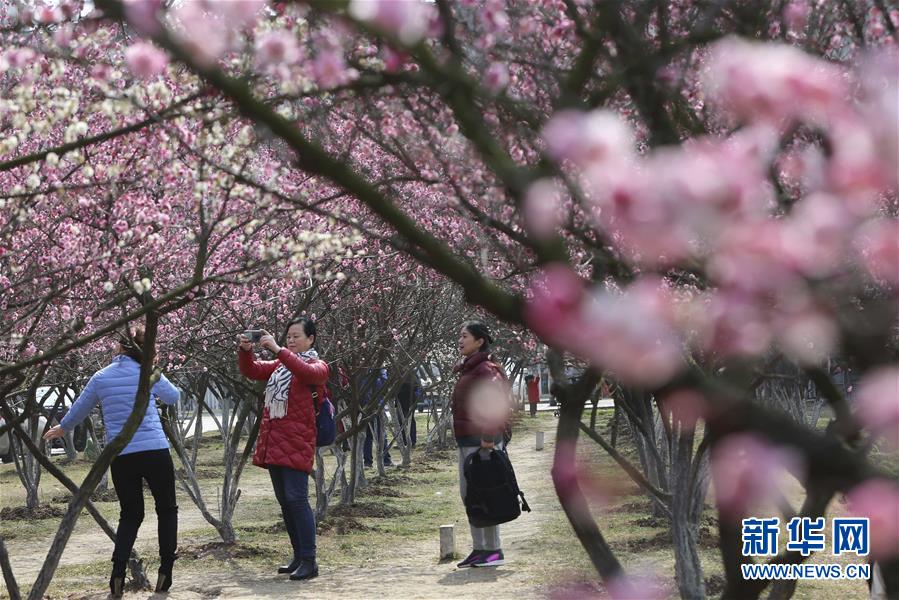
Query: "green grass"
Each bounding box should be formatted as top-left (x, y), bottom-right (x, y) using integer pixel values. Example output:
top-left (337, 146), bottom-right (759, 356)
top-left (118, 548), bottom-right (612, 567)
top-left (1, 407), bottom-right (890, 600)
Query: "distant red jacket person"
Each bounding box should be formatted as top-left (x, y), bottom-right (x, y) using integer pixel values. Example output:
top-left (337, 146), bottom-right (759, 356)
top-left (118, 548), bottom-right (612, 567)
top-left (239, 348), bottom-right (329, 474)
top-left (526, 375), bottom-right (540, 405)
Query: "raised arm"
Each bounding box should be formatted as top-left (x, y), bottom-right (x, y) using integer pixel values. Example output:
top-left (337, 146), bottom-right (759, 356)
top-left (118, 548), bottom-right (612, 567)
top-left (151, 373), bottom-right (181, 405)
top-left (59, 375), bottom-right (101, 432)
top-left (238, 348), bottom-right (280, 381)
top-left (276, 349), bottom-right (329, 385)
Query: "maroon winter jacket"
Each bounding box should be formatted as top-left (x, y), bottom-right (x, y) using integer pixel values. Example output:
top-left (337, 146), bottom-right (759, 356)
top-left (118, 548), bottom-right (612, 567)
top-left (451, 351), bottom-right (509, 446)
top-left (238, 348), bottom-right (329, 473)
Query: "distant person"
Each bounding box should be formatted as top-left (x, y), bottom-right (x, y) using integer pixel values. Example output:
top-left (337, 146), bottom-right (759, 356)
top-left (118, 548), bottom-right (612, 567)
top-left (526, 374), bottom-right (540, 417)
top-left (397, 373), bottom-right (421, 447)
top-left (452, 320), bottom-right (511, 568)
top-left (361, 367), bottom-right (393, 467)
top-left (43, 327), bottom-right (180, 597)
top-left (238, 317), bottom-right (329, 581)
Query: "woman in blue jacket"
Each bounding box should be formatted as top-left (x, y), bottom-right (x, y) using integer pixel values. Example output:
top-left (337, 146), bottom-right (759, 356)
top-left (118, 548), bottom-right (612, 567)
top-left (44, 328), bottom-right (181, 597)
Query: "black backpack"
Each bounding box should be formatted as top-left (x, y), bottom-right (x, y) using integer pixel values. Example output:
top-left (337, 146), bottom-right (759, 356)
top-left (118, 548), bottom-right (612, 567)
top-left (463, 448), bottom-right (531, 528)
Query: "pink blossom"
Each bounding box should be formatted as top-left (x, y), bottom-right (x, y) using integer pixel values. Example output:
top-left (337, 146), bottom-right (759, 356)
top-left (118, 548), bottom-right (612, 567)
top-left (708, 222), bottom-right (800, 294)
top-left (854, 219), bottom-right (899, 286)
top-left (854, 367), bottom-right (899, 449)
top-left (112, 219), bottom-right (129, 234)
top-left (53, 25), bottom-right (73, 48)
top-left (123, 0), bottom-right (164, 36)
top-left (313, 49), bottom-right (357, 89)
top-left (777, 146), bottom-right (826, 190)
top-left (588, 164), bottom-right (690, 266)
top-left (578, 278), bottom-right (684, 387)
top-left (381, 46), bottom-right (408, 72)
top-left (542, 109), bottom-right (634, 169)
top-left (481, 3), bottom-right (510, 34)
top-left (660, 389), bottom-right (707, 430)
top-left (782, 193), bottom-right (854, 278)
top-left (467, 379), bottom-right (513, 438)
top-left (58, 2), bottom-right (76, 20)
top-left (36, 6), bottom-right (59, 24)
top-left (4, 48), bottom-right (36, 69)
top-left (773, 300), bottom-right (838, 366)
top-left (857, 50), bottom-right (899, 182)
top-left (523, 178), bottom-right (564, 239)
top-left (845, 479), bottom-right (899, 559)
top-left (827, 119), bottom-right (893, 214)
top-left (548, 582), bottom-right (602, 600)
top-left (218, 0), bottom-right (267, 29)
top-left (711, 433), bottom-right (804, 519)
top-left (523, 263), bottom-right (587, 350)
top-left (704, 36), bottom-right (847, 125)
top-left (590, 132), bottom-right (774, 266)
top-left (426, 9), bottom-right (443, 38)
top-left (606, 575), bottom-right (666, 600)
top-left (783, 0), bottom-right (810, 31)
top-left (255, 30), bottom-right (303, 67)
top-left (91, 63), bottom-right (112, 81)
top-left (125, 42), bottom-right (168, 79)
top-left (172, 2), bottom-right (231, 66)
top-left (484, 62), bottom-right (510, 93)
top-left (528, 268), bottom-right (685, 386)
top-left (551, 440), bottom-right (617, 507)
top-left (348, 0), bottom-right (429, 45)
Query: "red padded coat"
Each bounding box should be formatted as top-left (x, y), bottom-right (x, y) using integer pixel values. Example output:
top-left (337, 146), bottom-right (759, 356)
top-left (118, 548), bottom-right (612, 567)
top-left (238, 348), bottom-right (329, 473)
top-left (451, 351), bottom-right (508, 443)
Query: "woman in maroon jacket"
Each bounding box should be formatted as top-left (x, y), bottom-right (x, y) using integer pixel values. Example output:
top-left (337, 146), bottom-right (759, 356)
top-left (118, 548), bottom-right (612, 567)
top-left (452, 320), bottom-right (509, 569)
top-left (238, 317), bottom-right (329, 581)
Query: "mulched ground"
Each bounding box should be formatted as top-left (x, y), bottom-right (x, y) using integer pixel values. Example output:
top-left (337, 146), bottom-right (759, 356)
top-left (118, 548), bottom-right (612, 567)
top-left (607, 500), bottom-right (653, 514)
top-left (317, 515), bottom-right (372, 535)
top-left (631, 515), bottom-right (667, 528)
top-left (178, 541), bottom-right (274, 561)
top-left (358, 482), bottom-right (404, 498)
top-left (706, 574), bottom-right (726, 595)
top-left (329, 501), bottom-right (413, 519)
top-left (52, 487), bottom-right (118, 504)
top-left (176, 468), bottom-right (225, 480)
top-left (611, 525), bottom-right (721, 553)
top-left (0, 504), bottom-right (66, 520)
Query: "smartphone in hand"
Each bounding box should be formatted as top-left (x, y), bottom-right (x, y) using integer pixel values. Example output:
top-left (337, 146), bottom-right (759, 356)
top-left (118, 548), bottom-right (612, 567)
top-left (242, 330), bottom-right (264, 343)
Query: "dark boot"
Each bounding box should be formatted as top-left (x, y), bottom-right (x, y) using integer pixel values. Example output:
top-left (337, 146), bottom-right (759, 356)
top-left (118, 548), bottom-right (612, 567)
top-left (278, 557), bottom-right (302, 574)
top-left (109, 559), bottom-right (127, 597)
top-left (155, 558), bottom-right (174, 593)
top-left (289, 558), bottom-right (319, 581)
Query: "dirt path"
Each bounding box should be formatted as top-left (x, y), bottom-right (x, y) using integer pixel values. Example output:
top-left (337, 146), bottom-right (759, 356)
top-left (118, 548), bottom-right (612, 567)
top-left (157, 428), bottom-right (559, 600)
top-left (51, 431), bottom-right (561, 600)
top-left (6, 425), bottom-right (565, 599)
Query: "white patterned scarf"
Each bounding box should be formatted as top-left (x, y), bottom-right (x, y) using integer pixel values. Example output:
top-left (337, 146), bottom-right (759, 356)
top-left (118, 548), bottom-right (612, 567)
top-left (264, 349), bottom-right (319, 419)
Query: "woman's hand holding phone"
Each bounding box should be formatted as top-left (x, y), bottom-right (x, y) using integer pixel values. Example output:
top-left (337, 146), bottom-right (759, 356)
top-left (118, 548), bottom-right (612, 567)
top-left (259, 331), bottom-right (281, 354)
top-left (237, 334), bottom-right (253, 352)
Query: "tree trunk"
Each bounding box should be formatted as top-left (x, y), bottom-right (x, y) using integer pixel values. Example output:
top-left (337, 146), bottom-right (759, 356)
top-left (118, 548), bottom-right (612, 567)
top-left (549, 362), bottom-right (625, 584)
top-left (0, 536), bottom-right (21, 600)
top-left (671, 426), bottom-right (705, 600)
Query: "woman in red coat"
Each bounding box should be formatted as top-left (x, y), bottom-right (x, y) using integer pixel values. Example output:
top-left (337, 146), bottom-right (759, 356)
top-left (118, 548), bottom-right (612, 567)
top-left (452, 320), bottom-right (510, 569)
top-left (238, 317), bottom-right (329, 581)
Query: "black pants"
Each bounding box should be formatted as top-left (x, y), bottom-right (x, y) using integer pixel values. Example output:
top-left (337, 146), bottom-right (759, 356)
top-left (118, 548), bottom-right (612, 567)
top-left (364, 415), bottom-right (392, 466)
top-left (110, 449), bottom-right (178, 565)
top-left (399, 409), bottom-right (417, 447)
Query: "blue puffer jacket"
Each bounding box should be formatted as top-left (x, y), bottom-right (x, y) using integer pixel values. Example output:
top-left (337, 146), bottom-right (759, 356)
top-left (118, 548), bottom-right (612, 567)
top-left (60, 355), bottom-right (180, 456)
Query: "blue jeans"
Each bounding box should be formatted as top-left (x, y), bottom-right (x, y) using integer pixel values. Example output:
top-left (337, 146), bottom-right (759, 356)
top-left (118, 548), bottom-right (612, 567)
top-left (269, 466), bottom-right (316, 560)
